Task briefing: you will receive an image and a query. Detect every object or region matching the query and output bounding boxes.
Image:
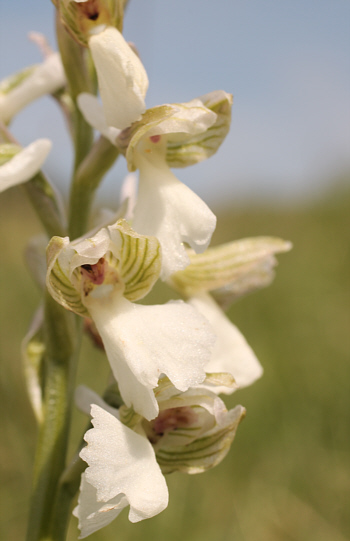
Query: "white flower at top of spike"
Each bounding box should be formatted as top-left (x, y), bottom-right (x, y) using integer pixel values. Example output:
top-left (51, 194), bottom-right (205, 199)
top-left (46, 219), bottom-right (215, 420)
top-left (0, 53), bottom-right (65, 124)
top-left (73, 381), bottom-right (245, 537)
top-left (78, 91), bottom-right (233, 278)
top-left (0, 139), bottom-right (52, 194)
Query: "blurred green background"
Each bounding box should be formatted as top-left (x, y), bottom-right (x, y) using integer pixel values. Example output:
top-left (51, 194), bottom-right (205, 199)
top-left (0, 183), bottom-right (349, 541)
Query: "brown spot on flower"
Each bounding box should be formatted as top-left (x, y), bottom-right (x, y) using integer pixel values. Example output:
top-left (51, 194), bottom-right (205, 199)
top-left (153, 406), bottom-right (198, 436)
top-left (80, 258), bottom-right (106, 285)
top-left (149, 135), bottom-right (161, 143)
top-left (76, 0), bottom-right (100, 21)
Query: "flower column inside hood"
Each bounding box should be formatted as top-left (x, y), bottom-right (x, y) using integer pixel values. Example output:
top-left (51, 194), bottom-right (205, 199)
top-left (46, 219), bottom-right (215, 420)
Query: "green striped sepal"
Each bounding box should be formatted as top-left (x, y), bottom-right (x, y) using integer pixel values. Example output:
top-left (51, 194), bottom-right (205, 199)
top-left (46, 219), bottom-right (161, 317)
top-left (170, 237), bottom-right (292, 298)
top-left (46, 235), bottom-right (88, 316)
top-left (166, 90), bottom-right (233, 168)
top-left (111, 220), bottom-right (161, 302)
top-left (123, 97), bottom-right (218, 171)
top-left (57, 0), bottom-right (125, 46)
top-left (119, 404), bottom-right (143, 431)
top-left (156, 404), bottom-right (245, 474)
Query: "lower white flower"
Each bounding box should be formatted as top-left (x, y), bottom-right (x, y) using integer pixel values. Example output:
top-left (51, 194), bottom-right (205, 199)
top-left (74, 380), bottom-right (245, 537)
top-left (46, 219), bottom-right (215, 420)
top-left (73, 403), bottom-right (168, 538)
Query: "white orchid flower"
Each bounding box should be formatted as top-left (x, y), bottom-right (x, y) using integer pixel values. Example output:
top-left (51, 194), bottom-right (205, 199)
top-left (74, 403), bottom-right (168, 538)
top-left (78, 92), bottom-right (233, 278)
top-left (170, 237), bottom-right (292, 392)
top-left (0, 139), bottom-right (52, 193)
top-left (74, 380), bottom-right (245, 537)
top-left (46, 219), bottom-right (215, 420)
top-left (0, 53), bottom-right (65, 124)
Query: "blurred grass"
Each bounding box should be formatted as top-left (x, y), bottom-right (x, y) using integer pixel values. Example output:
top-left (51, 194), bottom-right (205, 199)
top-left (0, 185), bottom-right (349, 541)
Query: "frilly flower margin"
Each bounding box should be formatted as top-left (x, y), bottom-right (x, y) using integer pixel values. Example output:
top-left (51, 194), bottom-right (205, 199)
top-left (73, 378), bottom-right (245, 537)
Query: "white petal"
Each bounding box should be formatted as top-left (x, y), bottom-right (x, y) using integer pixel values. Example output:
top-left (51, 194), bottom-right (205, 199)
top-left (133, 153), bottom-right (216, 279)
top-left (73, 474), bottom-right (127, 538)
top-left (89, 27), bottom-right (148, 130)
top-left (76, 404), bottom-right (168, 534)
top-left (0, 139), bottom-right (52, 193)
top-left (77, 93), bottom-right (120, 144)
top-left (189, 293), bottom-right (263, 392)
top-left (0, 53), bottom-right (65, 123)
top-left (75, 385), bottom-right (120, 418)
top-left (85, 295), bottom-right (215, 420)
top-left (119, 173), bottom-right (138, 221)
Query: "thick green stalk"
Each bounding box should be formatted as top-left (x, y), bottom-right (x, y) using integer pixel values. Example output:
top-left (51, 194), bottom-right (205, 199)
top-left (49, 421), bottom-right (95, 541)
top-left (24, 173), bottom-right (67, 238)
top-left (25, 295), bottom-right (82, 541)
top-left (68, 136), bottom-right (120, 239)
top-left (55, 14), bottom-right (95, 172)
top-left (49, 453), bottom-right (87, 541)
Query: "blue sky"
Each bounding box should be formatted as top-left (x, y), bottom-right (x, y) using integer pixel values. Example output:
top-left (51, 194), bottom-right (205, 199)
top-left (0, 0), bottom-right (349, 207)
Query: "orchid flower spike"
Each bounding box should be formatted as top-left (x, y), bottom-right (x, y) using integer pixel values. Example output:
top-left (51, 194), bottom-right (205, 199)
top-left (74, 380), bottom-right (245, 537)
top-left (46, 219), bottom-right (215, 420)
top-left (0, 139), bottom-right (52, 194)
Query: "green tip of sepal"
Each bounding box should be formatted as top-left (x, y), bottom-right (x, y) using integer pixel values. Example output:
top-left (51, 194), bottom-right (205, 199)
top-left (113, 219), bottom-right (162, 302)
top-left (156, 404), bottom-right (246, 475)
top-left (46, 235), bottom-right (89, 317)
top-left (166, 90), bottom-right (233, 168)
top-left (0, 144), bottom-right (21, 165)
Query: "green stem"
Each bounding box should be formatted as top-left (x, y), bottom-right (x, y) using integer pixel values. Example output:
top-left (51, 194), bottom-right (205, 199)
top-left (56, 14), bottom-right (95, 172)
top-left (24, 173), bottom-right (67, 238)
top-left (25, 295), bottom-right (82, 541)
top-left (68, 136), bottom-right (120, 239)
top-left (49, 453), bottom-right (87, 541)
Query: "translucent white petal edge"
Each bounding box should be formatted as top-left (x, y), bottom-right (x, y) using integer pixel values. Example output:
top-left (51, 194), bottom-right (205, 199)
top-left (190, 293), bottom-right (263, 392)
top-left (0, 139), bottom-right (52, 193)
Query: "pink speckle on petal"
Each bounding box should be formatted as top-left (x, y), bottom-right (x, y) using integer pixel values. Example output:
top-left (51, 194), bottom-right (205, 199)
top-left (149, 135), bottom-right (161, 143)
